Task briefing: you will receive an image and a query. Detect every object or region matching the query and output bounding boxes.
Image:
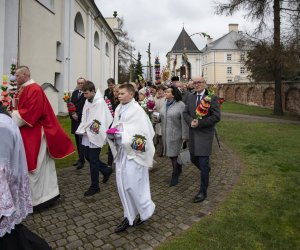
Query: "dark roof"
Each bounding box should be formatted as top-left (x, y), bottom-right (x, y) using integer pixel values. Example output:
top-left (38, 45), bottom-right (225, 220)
top-left (201, 31), bottom-right (243, 52)
top-left (170, 28), bottom-right (200, 53)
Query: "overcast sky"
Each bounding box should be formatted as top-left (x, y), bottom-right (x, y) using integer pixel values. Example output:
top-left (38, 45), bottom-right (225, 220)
top-left (95, 0), bottom-right (258, 67)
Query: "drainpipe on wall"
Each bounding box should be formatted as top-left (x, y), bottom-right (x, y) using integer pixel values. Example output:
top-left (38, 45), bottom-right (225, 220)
top-left (17, 0), bottom-right (22, 66)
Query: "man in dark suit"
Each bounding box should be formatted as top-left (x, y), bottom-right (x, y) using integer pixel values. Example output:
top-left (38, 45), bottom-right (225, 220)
top-left (104, 78), bottom-right (116, 169)
top-left (183, 76), bottom-right (220, 202)
top-left (70, 77), bottom-right (86, 169)
top-left (104, 78), bottom-right (115, 105)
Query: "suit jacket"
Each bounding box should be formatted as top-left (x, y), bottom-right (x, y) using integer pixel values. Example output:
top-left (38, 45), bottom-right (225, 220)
top-left (183, 91), bottom-right (220, 156)
top-left (70, 89), bottom-right (86, 134)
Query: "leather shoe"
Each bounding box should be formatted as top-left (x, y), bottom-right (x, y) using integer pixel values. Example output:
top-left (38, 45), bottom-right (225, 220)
top-left (193, 192), bottom-right (207, 203)
top-left (114, 218), bottom-right (130, 233)
top-left (133, 215), bottom-right (145, 226)
top-left (84, 188), bottom-right (100, 197)
top-left (102, 167), bottom-right (113, 183)
top-left (169, 174), bottom-right (179, 187)
top-left (76, 162), bottom-right (84, 170)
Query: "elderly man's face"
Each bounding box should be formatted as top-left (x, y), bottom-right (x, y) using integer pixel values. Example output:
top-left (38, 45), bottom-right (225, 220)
top-left (15, 69), bottom-right (29, 87)
top-left (193, 77), bottom-right (206, 92)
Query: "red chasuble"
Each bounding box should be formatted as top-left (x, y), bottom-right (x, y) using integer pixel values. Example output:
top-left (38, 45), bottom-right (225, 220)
top-left (17, 83), bottom-right (75, 171)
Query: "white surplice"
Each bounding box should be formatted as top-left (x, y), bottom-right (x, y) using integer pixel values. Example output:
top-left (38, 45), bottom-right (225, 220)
top-left (109, 99), bottom-right (155, 225)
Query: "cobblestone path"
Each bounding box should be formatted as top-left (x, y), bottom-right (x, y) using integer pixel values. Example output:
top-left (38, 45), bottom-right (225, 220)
top-left (23, 141), bottom-right (241, 250)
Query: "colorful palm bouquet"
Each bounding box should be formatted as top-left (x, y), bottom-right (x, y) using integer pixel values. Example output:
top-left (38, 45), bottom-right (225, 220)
top-left (0, 75), bottom-right (11, 110)
top-left (63, 92), bottom-right (76, 113)
top-left (104, 97), bottom-right (114, 117)
top-left (195, 85), bottom-right (216, 119)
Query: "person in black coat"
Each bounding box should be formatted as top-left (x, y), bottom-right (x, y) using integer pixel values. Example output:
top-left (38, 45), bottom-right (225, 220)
top-left (183, 76), bottom-right (220, 203)
top-left (70, 77), bottom-right (86, 169)
top-left (104, 78), bottom-right (116, 169)
top-left (104, 78), bottom-right (115, 106)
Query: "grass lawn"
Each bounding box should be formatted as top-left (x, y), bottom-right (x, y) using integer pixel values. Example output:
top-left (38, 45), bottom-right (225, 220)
top-left (222, 101), bottom-right (299, 120)
top-left (157, 120), bottom-right (300, 249)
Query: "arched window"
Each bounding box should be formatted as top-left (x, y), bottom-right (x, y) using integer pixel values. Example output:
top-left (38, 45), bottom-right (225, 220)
top-left (94, 31), bottom-right (100, 49)
top-left (105, 42), bottom-right (109, 56)
top-left (74, 12), bottom-right (85, 37)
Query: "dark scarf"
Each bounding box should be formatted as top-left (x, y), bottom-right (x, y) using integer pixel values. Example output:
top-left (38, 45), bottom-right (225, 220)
top-left (166, 99), bottom-right (175, 109)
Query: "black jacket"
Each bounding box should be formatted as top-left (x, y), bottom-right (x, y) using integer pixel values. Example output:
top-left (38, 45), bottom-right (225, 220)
top-left (70, 89), bottom-right (86, 134)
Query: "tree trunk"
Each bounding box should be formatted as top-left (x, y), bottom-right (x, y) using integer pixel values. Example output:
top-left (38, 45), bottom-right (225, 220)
top-left (273, 0), bottom-right (283, 115)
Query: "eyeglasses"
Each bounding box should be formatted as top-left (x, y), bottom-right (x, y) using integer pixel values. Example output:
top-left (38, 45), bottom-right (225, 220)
top-left (193, 81), bottom-right (205, 84)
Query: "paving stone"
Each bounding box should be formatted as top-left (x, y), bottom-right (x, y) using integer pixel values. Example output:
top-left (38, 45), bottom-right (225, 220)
top-left (23, 142), bottom-right (241, 249)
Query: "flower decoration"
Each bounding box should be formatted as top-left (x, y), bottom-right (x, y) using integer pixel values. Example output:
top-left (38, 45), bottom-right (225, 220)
top-left (139, 98), bottom-right (156, 117)
top-left (195, 85), bottom-right (216, 119)
top-left (146, 100), bottom-right (156, 112)
top-left (0, 75), bottom-right (11, 110)
top-left (105, 97), bottom-right (114, 117)
top-left (63, 92), bottom-right (76, 113)
top-left (218, 98), bottom-right (225, 107)
top-left (154, 57), bottom-right (161, 84)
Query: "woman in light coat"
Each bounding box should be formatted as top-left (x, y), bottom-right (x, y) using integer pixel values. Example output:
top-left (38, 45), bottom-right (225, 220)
top-left (158, 86), bottom-right (188, 186)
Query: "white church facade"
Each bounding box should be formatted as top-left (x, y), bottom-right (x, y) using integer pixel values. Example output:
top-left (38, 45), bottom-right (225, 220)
top-left (0, 0), bottom-right (119, 114)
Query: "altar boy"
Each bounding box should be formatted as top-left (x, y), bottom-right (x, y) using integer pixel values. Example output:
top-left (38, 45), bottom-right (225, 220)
top-left (107, 83), bottom-right (156, 233)
top-left (76, 81), bottom-right (113, 196)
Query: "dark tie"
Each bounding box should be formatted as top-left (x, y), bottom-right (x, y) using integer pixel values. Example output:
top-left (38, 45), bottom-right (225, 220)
top-left (196, 95), bottom-right (202, 107)
top-left (78, 91), bottom-right (82, 98)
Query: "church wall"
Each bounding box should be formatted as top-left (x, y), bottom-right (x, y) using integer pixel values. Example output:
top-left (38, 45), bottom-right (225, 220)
top-left (92, 44), bottom-right (101, 90)
top-left (19, 0), bottom-right (63, 86)
top-left (71, 5), bottom-right (87, 90)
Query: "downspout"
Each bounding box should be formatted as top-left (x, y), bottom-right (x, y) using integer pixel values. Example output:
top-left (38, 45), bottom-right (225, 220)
top-left (114, 43), bottom-right (116, 79)
top-left (17, 0), bottom-right (22, 65)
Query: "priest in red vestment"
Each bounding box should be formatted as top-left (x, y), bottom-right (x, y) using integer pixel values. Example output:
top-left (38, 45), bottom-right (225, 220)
top-left (11, 65), bottom-right (75, 209)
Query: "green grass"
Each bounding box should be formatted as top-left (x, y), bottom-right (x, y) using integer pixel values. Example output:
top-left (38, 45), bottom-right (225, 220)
top-left (222, 101), bottom-right (299, 120)
top-left (157, 121), bottom-right (300, 250)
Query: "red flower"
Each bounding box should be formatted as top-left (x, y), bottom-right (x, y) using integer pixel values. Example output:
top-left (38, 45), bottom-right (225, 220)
top-left (67, 102), bottom-right (76, 113)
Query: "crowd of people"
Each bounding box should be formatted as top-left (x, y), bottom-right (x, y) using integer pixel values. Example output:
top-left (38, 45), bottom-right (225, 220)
top-left (0, 65), bottom-right (220, 246)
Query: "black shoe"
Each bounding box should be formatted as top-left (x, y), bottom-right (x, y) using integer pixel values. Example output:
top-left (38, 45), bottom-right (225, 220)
top-left (133, 215), bottom-right (145, 226)
top-left (114, 218), bottom-right (130, 233)
top-left (193, 192), bottom-right (207, 203)
top-left (76, 162), bottom-right (84, 170)
top-left (169, 174), bottom-right (179, 187)
top-left (102, 167), bottom-right (113, 183)
top-left (84, 188), bottom-right (100, 197)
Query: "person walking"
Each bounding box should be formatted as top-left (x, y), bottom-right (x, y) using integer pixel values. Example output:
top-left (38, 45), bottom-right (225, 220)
top-left (183, 76), bottom-right (220, 202)
top-left (70, 77), bottom-right (86, 169)
top-left (107, 83), bottom-right (156, 233)
top-left (0, 103), bottom-right (51, 249)
top-left (157, 86), bottom-right (188, 186)
top-left (11, 66), bottom-right (75, 210)
top-left (76, 81), bottom-right (113, 197)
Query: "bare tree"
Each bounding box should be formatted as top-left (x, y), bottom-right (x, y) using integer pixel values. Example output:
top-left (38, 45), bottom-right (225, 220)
top-left (115, 18), bottom-right (135, 83)
top-left (216, 0), bottom-right (300, 115)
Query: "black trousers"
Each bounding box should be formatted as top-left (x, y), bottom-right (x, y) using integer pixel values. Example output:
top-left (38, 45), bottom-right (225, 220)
top-left (74, 134), bottom-right (85, 163)
top-left (190, 154), bottom-right (210, 196)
